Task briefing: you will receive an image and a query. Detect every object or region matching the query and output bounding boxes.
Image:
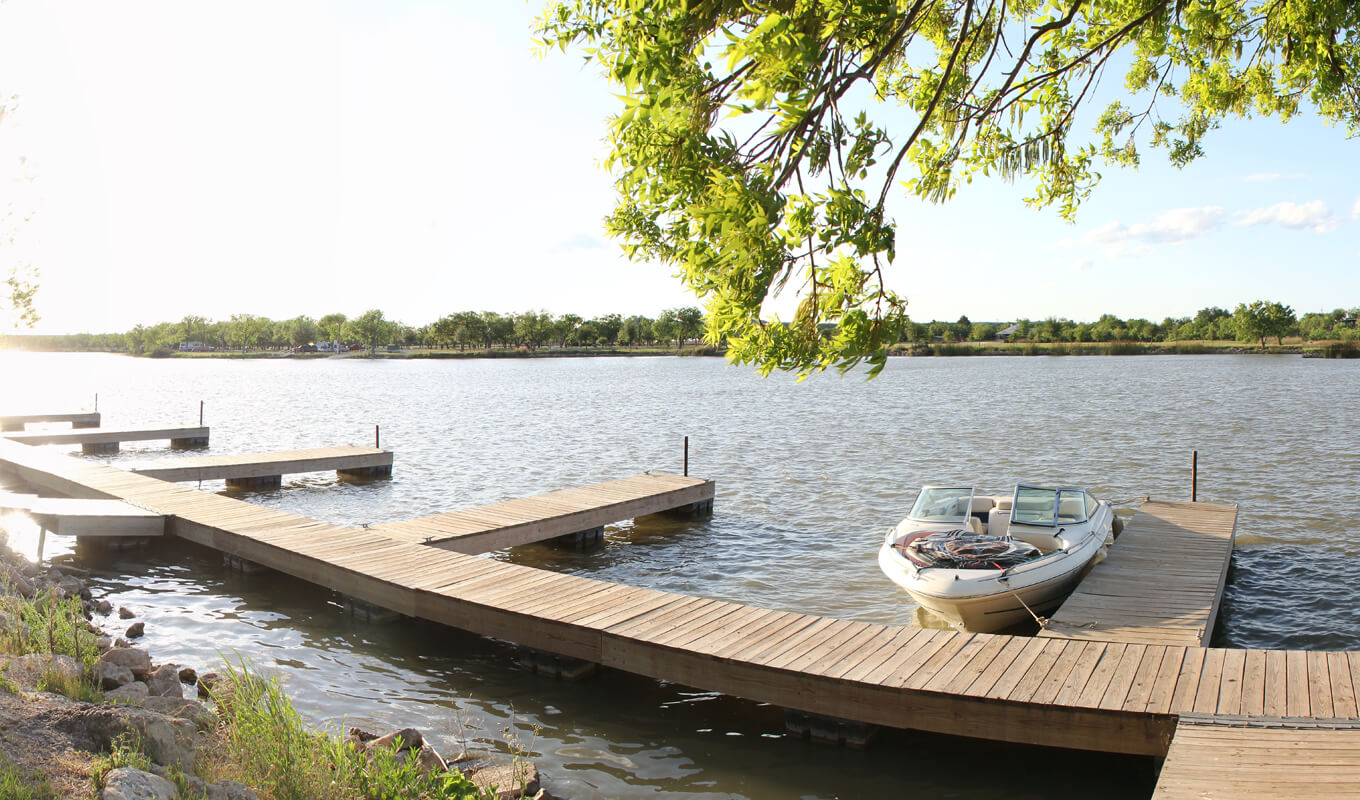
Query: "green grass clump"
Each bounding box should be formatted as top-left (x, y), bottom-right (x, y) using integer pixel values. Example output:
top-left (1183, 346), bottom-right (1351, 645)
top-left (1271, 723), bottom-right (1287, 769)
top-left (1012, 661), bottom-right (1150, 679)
top-left (204, 659), bottom-right (493, 800)
top-left (0, 753), bottom-right (56, 800)
top-left (0, 587), bottom-right (103, 701)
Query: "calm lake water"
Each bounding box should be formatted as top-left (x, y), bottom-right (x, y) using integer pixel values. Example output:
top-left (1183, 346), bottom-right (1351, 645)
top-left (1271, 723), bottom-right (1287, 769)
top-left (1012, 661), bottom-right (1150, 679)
top-left (2, 351), bottom-right (1356, 799)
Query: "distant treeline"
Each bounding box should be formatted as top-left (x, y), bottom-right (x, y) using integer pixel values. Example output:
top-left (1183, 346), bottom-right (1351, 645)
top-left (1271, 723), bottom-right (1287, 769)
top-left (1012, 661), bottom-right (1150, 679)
top-left (907, 302), bottom-right (1359, 348)
top-left (4, 301), bottom-right (1355, 357)
top-left (2, 308), bottom-right (708, 356)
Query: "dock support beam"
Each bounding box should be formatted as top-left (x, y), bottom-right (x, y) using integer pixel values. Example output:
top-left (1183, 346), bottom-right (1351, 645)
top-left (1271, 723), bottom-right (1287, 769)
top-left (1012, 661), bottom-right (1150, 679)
top-left (225, 475), bottom-right (283, 491)
top-left (785, 710), bottom-right (879, 750)
top-left (554, 526), bottom-right (604, 547)
top-left (73, 419), bottom-right (100, 429)
top-left (170, 436), bottom-right (209, 449)
top-left (223, 553), bottom-right (271, 574)
top-left (518, 648), bottom-right (598, 680)
top-left (82, 442), bottom-right (119, 455)
top-left (666, 498), bottom-right (714, 519)
top-left (337, 464), bottom-right (393, 481)
top-left (341, 594), bottom-right (403, 624)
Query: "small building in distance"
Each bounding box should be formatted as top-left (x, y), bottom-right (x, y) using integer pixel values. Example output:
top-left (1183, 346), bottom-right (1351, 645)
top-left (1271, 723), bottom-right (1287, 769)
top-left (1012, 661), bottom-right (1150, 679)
top-left (177, 341), bottom-right (211, 352)
top-left (995, 323), bottom-right (1019, 341)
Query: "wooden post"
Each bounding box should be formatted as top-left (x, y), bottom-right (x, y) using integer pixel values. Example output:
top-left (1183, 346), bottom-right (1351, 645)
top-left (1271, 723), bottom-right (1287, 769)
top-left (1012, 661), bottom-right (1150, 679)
top-left (199, 401), bottom-right (204, 426)
top-left (1191, 450), bottom-right (1198, 502)
top-left (36, 526), bottom-right (46, 563)
top-left (375, 425), bottom-right (380, 449)
top-left (94, 393), bottom-right (98, 412)
top-left (683, 436), bottom-right (689, 477)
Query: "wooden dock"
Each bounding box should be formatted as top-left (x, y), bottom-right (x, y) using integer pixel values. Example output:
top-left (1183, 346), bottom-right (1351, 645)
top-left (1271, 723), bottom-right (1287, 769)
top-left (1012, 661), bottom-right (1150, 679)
top-left (0, 411), bottom-right (100, 431)
top-left (1041, 499), bottom-right (1237, 647)
top-left (372, 472), bottom-right (713, 552)
top-left (27, 497), bottom-right (166, 538)
top-left (3, 425), bottom-right (210, 454)
top-left (130, 445), bottom-right (393, 489)
top-left (0, 435), bottom-right (1355, 773)
top-left (1154, 715), bottom-right (1360, 798)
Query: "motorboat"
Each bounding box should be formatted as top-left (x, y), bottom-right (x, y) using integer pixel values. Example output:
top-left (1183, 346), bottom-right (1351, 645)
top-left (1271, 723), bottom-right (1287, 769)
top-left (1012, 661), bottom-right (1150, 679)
top-left (877, 485), bottom-right (1116, 633)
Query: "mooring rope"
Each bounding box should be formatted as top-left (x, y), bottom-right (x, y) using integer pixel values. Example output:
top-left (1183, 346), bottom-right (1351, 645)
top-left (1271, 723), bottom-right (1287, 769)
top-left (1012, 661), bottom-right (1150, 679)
top-left (995, 568), bottom-right (1049, 630)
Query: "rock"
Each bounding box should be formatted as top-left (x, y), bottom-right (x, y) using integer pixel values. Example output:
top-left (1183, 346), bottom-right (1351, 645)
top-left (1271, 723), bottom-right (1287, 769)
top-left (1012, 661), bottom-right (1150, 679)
top-left (105, 681), bottom-right (150, 702)
top-left (468, 762), bottom-right (541, 800)
top-left (94, 661), bottom-right (135, 690)
top-left (177, 666), bottom-right (197, 686)
top-left (118, 607), bottom-right (135, 619)
top-left (99, 647), bottom-right (152, 678)
top-left (100, 766), bottom-right (177, 800)
top-left (5, 653), bottom-right (82, 691)
top-left (138, 696), bottom-right (217, 732)
top-left (145, 664), bottom-right (183, 699)
top-left (54, 705), bottom-right (198, 770)
top-left (197, 672), bottom-right (221, 699)
top-left (125, 622), bottom-right (145, 639)
top-left (97, 636), bottom-right (113, 650)
top-left (97, 599), bottom-right (114, 615)
top-left (214, 781), bottom-right (258, 800)
top-left (115, 638), bottom-right (131, 649)
top-left (57, 576), bottom-right (84, 599)
top-left (367, 726), bottom-right (424, 753)
top-left (2, 567), bottom-right (34, 599)
top-left (417, 745), bottom-right (447, 776)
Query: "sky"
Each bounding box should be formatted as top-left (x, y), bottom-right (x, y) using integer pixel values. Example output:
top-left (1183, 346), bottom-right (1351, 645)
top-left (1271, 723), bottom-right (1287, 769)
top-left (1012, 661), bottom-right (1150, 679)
top-left (0, 1), bottom-right (1357, 334)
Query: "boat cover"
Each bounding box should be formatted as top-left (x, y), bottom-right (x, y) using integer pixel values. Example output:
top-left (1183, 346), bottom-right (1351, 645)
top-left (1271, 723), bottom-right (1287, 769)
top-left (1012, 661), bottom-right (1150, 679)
top-left (904, 530), bottom-right (1042, 569)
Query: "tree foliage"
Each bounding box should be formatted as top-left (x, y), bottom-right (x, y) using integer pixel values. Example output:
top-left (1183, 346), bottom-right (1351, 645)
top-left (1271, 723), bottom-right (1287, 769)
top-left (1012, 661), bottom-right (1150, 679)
top-left (537, 0), bottom-right (1360, 377)
top-left (1234, 299), bottom-right (1296, 348)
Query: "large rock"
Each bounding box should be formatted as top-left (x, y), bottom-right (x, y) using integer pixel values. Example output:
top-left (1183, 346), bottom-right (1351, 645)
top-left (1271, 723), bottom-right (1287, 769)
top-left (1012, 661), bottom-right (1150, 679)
top-left (366, 727), bottom-right (424, 753)
top-left (96, 599), bottom-right (114, 615)
top-left (53, 705), bottom-right (197, 770)
top-left (177, 666), bottom-right (197, 686)
top-left (105, 681), bottom-right (150, 703)
top-left (145, 664), bottom-right (183, 699)
top-left (139, 696), bottom-right (216, 732)
top-left (99, 647), bottom-right (152, 678)
top-left (100, 766), bottom-right (177, 800)
top-left (1, 566), bottom-right (34, 598)
top-left (468, 762), bottom-right (541, 800)
top-left (118, 607), bottom-right (136, 619)
top-left (125, 622), bottom-right (145, 639)
top-left (95, 661), bottom-right (136, 690)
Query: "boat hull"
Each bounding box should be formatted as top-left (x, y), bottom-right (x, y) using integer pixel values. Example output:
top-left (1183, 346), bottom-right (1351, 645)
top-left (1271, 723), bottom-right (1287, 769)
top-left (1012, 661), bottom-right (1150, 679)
top-left (906, 561), bottom-right (1093, 632)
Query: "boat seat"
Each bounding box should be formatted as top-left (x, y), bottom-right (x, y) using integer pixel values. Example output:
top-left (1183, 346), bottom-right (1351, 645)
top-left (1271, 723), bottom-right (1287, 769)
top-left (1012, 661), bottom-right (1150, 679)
top-left (1057, 499), bottom-right (1086, 523)
top-left (966, 516), bottom-right (984, 535)
top-left (969, 497), bottom-right (996, 513)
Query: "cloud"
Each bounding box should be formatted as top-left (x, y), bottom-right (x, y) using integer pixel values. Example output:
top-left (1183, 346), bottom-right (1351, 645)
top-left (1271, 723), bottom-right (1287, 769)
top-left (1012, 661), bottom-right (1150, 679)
top-left (1352, 197), bottom-right (1360, 219)
top-left (1070, 257), bottom-right (1094, 273)
top-left (1238, 200), bottom-right (1338, 233)
top-left (1081, 206), bottom-right (1224, 258)
top-left (1243, 172), bottom-right (1307, 182)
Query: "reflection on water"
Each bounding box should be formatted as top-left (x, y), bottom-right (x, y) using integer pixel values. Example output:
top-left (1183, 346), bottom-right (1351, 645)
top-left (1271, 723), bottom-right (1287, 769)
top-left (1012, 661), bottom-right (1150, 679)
top-left (3, 351), bottom-right (1358, 798)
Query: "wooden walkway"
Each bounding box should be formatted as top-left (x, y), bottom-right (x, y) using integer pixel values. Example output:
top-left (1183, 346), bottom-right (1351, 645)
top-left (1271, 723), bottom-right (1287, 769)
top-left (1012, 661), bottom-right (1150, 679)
top-left (372, 473), bottom-right (714, 553)
top-left (26, 497), bottom-right (166, 538)
top-left (0, 411), bottom-right (100, 431)
top-left (1154, 715), bottom-right (1360, 798)
top-left (130, 446), bottom-right (393, 487)
top-left (3, 425), bottom-right (209, 453)
top-left (1042, 500), bottom-right (1237, 647)
top-left (0, 436), bottom-right (1356, 767)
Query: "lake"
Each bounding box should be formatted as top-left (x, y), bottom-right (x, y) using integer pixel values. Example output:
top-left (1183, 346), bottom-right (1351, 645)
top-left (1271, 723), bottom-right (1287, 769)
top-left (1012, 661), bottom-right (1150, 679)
top-left (2, 351), bottom-right (1355, 798)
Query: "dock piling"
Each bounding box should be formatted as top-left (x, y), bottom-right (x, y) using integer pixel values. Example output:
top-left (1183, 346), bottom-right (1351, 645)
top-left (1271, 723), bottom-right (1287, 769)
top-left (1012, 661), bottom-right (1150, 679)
top-left (1192, 450), bottom-right (1198, 502)
top-left (199, 401), bottom-right (204, 426)
top-left (683, 436), bottom-right (689, 477)
top-left (375, 425), bottom-right (380, 449)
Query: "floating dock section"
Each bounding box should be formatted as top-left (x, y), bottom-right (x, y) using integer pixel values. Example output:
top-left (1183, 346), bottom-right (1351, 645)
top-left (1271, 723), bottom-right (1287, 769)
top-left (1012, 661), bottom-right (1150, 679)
top-left (0, 411), bottom-right (100, 431)
top-left (372, 472), bottom-right (714, 552)
top-left (4, 425), bottom-right (209, 454)
top-left (130, 445), bottom-right (393, 489)
top-left (1041, 499), bottom-right (1237, 647)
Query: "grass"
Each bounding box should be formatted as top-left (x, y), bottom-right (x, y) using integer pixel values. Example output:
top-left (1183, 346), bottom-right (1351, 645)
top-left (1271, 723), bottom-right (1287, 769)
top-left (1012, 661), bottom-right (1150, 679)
top-left (197, 659), bottom-right (511, 800)
top-left (0, 585), bottom-right (103, 702)
top-left (0, 753), bottom-right (56, 800)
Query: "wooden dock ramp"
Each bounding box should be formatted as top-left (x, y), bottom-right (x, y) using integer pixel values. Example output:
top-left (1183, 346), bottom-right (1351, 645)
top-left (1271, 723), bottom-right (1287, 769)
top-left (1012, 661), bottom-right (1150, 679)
top-left (130, 445), bottom-right (393, 488)
top-left (371, 472), bottom-right (714, 552)
top-left (0, 411), bottom-right (100, 431)
top-left (3, 425), bottom-right (209, 454)
top-left (1041, 499), bottom-right (1237, 647)
top-left (1154, 714), bottom-right (1360, 798)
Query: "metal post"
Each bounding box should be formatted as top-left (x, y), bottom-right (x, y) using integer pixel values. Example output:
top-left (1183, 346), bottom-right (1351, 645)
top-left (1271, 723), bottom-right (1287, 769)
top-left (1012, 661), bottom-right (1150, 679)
top-left (94, 393), bottom-right (98, 412)
top-left (199, 401), bottom-right (204, 426)
top-left (1191, 450), bottom-right (1198, 502)
top-left (375, 425), bottom-right (380, 449)
top-left (683, 436), bottom-right (689, 477)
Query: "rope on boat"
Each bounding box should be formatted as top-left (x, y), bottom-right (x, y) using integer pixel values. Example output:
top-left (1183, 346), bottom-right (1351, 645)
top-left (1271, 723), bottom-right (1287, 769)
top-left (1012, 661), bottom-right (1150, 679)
top-left (995, 567), bottom-right (1049, 630)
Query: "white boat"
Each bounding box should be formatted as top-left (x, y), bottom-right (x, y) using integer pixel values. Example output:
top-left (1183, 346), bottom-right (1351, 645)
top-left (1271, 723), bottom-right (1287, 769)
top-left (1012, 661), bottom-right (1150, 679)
top-left (877, 485), bottom-right (1116, 633)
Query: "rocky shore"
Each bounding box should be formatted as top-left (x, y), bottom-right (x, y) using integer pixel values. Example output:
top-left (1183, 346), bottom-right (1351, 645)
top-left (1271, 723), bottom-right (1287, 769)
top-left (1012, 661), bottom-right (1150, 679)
top-left (0, 534), bottom-right (547, 799)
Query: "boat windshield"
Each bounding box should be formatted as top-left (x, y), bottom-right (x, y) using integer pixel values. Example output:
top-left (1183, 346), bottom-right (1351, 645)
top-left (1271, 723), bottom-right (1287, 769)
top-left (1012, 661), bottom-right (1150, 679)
top-left (907, 487), bottom-right (975, 523)
top-left (1012, 485), bottom-right (1091, 527)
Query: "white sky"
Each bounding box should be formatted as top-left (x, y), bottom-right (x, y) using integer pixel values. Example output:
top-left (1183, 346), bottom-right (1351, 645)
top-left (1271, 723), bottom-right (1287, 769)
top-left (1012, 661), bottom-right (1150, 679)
top-left (1, 1), bottom-right (1358, 334)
